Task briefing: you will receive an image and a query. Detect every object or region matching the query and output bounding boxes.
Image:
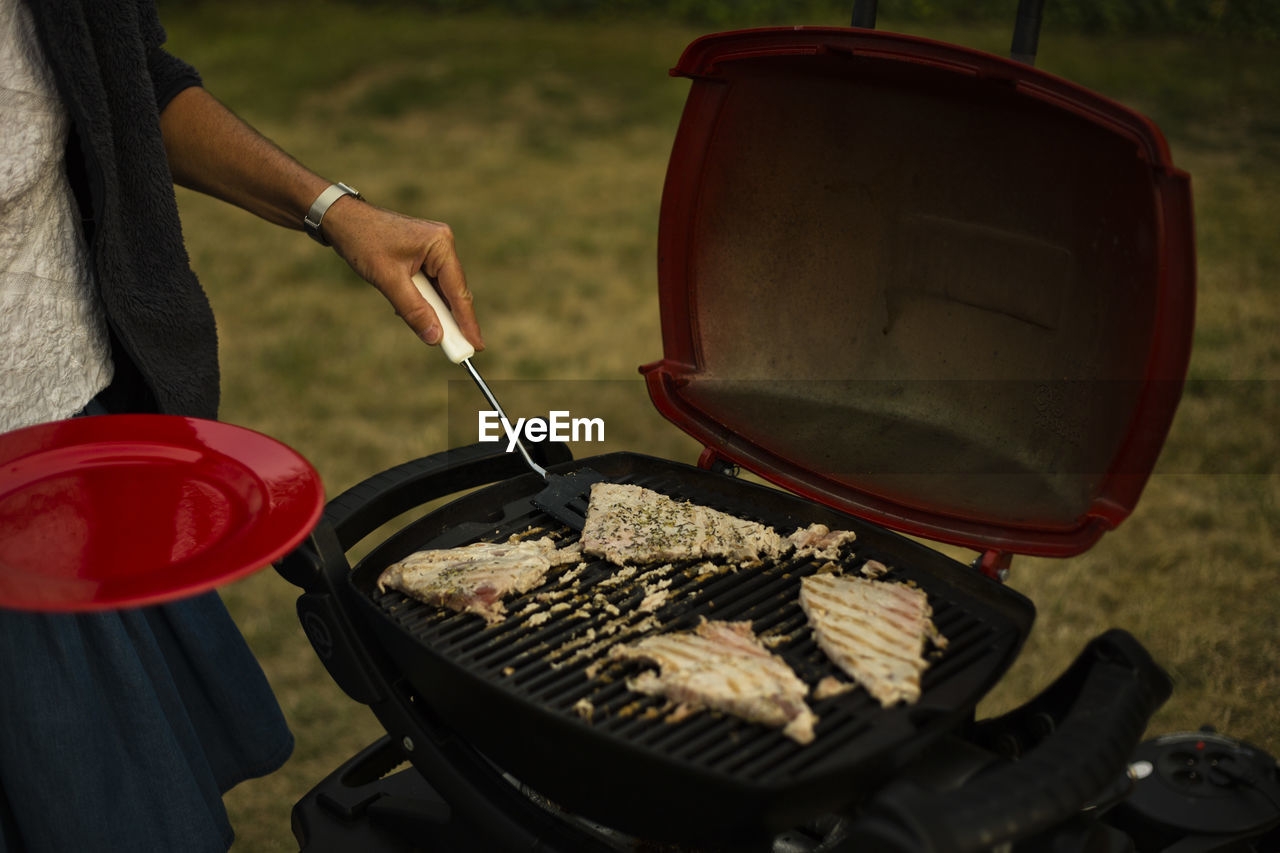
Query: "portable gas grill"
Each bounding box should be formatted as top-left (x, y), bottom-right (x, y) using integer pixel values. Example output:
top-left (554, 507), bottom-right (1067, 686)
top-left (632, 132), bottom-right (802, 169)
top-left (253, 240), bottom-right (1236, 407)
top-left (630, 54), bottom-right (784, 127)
top-left (270, 7), bottom-right (1245, 851)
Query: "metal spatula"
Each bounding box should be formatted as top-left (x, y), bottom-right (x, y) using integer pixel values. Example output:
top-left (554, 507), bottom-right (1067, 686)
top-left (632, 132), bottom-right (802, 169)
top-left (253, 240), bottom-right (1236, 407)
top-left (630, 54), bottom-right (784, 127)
top-left (412, 273), bottom-right (603, 531)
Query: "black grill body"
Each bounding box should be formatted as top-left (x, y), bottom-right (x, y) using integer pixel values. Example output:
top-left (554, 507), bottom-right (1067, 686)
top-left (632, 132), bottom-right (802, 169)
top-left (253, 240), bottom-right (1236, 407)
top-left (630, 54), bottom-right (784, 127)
top-left (279, 443), bottom-right (1171, 850)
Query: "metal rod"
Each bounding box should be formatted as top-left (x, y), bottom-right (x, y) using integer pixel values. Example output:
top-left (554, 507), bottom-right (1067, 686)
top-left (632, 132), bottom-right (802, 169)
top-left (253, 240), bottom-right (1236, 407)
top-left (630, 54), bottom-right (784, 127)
top-left (462, 359), bottom-right (548, 479)
top-left (1011, 0), bottom-right (1046, 65)
top-left (851, 0), bottom-right (878, 28)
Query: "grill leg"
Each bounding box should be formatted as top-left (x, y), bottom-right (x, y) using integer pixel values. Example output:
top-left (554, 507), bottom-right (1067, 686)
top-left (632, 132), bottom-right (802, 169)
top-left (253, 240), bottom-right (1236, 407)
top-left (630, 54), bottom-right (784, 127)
top-left (292, 736), bottom-right (451, 853)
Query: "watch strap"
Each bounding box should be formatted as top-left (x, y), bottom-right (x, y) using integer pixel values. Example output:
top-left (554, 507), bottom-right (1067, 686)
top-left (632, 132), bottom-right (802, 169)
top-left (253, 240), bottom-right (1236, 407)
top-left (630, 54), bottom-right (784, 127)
top-left (304, 182), bottom-right (361, 245)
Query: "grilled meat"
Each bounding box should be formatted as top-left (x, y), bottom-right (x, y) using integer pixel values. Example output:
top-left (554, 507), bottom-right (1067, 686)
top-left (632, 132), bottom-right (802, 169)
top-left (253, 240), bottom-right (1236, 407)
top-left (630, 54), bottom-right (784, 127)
top-left (859, 559), bottom-right (889, 579)
top-left (581, 483), bottom-right (784, 566)
top-left (786, 523), bottom-right (857, 561)
top-left (812, 676), bottom-right (856, 700)
top-left (377, 537), bottom-right (581, 624)
top-left (608, 619), bottom-right (817, 744)
top-left (799, 574), bottom-right (939, 707)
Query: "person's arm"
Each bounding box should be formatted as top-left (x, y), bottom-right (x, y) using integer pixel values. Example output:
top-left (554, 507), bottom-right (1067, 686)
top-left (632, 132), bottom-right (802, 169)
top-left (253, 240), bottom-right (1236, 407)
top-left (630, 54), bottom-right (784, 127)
top-left (158, 85), bottom-right (482, 350)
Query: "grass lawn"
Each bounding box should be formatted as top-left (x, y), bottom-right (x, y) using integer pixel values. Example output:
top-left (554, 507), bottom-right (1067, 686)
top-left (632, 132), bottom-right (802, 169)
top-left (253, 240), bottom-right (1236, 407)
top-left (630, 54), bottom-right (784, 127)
top-left (156, 4), bottom-right (1279, 849)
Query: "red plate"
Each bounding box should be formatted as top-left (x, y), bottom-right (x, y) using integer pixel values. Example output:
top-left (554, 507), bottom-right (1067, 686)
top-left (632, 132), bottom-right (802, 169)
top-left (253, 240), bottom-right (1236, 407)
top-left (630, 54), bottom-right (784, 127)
top-left (0, 415), bottom-right (324, 612)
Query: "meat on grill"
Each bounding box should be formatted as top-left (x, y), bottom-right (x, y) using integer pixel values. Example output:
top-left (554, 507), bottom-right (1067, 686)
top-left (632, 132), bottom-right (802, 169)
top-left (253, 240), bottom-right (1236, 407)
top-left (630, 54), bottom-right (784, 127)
top-left (580, 483), bottom-right (784, 566)
top-left (799, 574), bottom-right (939, 707)
top-left (608, 619), bottom-right (818, 744)
top-left (812, 675), bottom-right (855, 700)
top-left (786, 523), bottom-right (857, 561)
top-left (377, 537), bottom-right (582, 624)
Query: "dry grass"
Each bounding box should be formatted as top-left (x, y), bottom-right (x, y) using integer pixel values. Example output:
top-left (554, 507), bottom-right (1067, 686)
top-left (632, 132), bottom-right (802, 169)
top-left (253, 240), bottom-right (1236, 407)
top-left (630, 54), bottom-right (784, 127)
top-left (155, 5), bottom-right (1279, 849)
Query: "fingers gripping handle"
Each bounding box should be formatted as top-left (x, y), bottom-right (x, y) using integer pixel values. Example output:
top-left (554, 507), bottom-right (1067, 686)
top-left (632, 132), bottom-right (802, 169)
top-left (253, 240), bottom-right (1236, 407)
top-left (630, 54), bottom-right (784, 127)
top-left (411, 271), bottom-right (475, 363)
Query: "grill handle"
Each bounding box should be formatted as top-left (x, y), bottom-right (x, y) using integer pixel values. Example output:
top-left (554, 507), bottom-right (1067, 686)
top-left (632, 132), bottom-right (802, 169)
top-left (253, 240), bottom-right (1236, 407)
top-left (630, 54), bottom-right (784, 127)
top-left (276, 440), bottom-right (573, 592)
top-left (841, 629), bottom-right (1172, 853)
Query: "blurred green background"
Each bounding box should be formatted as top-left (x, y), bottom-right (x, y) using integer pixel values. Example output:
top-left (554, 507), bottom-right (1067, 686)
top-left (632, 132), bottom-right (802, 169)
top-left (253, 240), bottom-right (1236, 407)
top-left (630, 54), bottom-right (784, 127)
top-left (156, 2), bottom-right (1278, 849)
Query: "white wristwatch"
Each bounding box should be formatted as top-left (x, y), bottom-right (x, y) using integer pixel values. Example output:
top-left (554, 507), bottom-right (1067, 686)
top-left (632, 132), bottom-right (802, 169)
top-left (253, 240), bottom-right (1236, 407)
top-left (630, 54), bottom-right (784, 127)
top-left (304, 182), bottom-right (362, 245)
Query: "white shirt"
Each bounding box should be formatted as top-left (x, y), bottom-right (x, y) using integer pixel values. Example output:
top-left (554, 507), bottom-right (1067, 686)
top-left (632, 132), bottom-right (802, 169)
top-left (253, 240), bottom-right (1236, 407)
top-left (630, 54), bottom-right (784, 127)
top-left (0, 0), bottom-right (114, 432)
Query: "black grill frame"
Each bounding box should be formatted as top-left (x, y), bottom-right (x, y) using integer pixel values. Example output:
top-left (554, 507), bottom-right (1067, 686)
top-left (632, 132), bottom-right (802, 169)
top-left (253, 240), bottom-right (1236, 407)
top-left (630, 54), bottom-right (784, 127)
top-left (344, 452), bottom-right (1034, 844)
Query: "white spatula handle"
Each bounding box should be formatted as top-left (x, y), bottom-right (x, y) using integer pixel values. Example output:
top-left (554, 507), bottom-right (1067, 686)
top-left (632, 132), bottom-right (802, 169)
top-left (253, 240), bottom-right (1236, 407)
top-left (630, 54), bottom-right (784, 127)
top-left (411, 271), bottom-right (475, 364)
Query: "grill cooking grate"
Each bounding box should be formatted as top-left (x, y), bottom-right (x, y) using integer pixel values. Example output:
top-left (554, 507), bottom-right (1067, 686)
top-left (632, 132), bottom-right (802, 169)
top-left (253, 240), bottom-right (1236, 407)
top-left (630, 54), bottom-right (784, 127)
top-left (365, 469), bottom-right (1015, 785)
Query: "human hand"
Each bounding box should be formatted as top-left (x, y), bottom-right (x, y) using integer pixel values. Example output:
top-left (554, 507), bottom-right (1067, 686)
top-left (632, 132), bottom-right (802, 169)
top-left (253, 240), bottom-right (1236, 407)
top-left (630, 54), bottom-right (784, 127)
top-left (318, 197), bottom-right (484, 351)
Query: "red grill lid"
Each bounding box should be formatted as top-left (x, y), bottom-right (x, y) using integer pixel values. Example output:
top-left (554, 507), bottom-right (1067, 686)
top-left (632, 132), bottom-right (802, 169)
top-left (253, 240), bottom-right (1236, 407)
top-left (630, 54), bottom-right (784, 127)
top-left (641, 27), bottom-right (1195, 558)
